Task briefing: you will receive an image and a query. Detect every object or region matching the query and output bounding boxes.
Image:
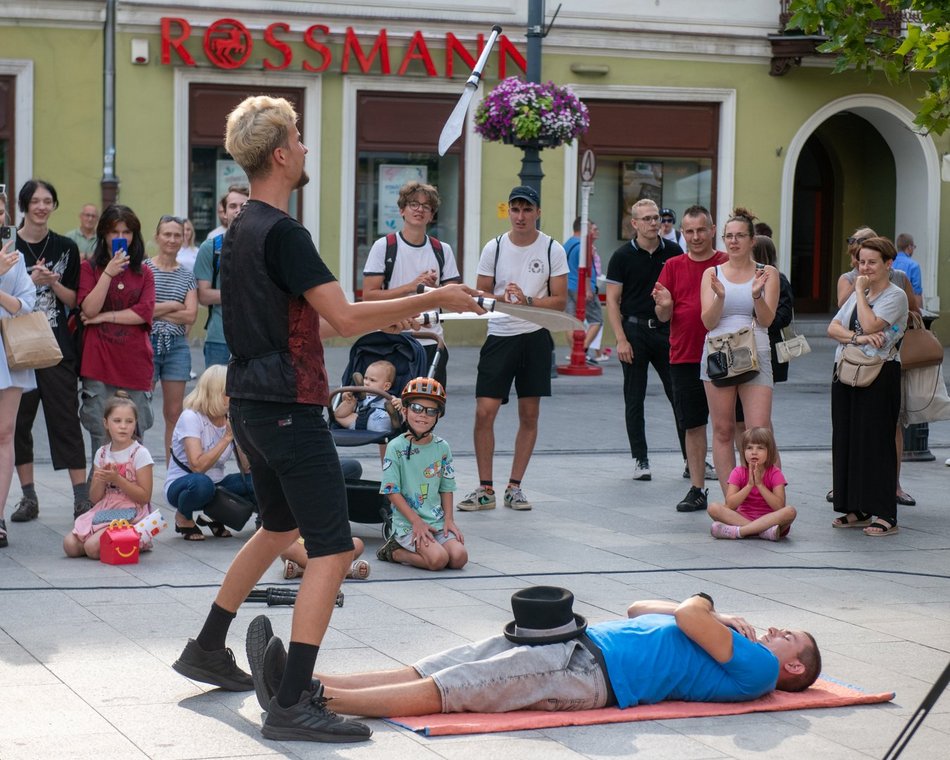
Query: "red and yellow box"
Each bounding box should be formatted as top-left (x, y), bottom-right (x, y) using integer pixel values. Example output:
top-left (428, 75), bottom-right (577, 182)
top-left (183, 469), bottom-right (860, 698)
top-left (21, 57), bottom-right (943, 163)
top-left (100, 519), bottom-right (140, 565)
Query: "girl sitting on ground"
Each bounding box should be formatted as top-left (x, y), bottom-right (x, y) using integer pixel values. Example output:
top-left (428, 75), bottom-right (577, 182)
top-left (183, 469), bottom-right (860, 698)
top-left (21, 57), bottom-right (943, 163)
top-left (707, 426), bottom-right (797, 541)
top-left (281, 536), bottom-right (370, 581)
top-left (64, 393), bottom-right (153, 558)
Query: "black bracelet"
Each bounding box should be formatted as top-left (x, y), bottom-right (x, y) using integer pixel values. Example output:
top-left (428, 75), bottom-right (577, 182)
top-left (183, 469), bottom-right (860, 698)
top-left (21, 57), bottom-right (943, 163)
top-left (692, 592), bottom-right (714, 607)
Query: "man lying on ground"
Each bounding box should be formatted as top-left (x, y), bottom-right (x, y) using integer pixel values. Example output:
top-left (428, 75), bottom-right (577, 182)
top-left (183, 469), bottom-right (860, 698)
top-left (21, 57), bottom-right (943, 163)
top-left (245, 587), bottom-right (820, 737)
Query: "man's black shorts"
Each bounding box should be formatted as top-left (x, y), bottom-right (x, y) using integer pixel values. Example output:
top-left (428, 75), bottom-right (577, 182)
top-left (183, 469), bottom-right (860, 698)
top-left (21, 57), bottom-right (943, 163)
top-left (670, 362), bottom-right (709, 431)
top-left (230, 398), bottom-right (353, 558)
top-left (475, 329), bottom-right (554, 404)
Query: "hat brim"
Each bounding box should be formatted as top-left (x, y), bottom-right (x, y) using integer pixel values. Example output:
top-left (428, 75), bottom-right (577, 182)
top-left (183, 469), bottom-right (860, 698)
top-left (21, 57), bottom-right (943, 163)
top-left (503, 613), bottom-right (587, 645)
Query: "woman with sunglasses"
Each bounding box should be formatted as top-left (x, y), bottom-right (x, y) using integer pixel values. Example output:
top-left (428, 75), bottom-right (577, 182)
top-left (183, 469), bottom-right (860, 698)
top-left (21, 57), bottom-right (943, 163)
top-left (78, 205), bottom-right (156, 458)
top-left (145, 215), bottom-right (197, 460)
top-left (699, 208), bottom-right (779, 498)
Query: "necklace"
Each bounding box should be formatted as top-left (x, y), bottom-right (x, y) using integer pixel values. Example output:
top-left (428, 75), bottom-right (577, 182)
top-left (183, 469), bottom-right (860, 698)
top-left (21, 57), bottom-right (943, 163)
top-left (23, 232), bottom-right (51, 261)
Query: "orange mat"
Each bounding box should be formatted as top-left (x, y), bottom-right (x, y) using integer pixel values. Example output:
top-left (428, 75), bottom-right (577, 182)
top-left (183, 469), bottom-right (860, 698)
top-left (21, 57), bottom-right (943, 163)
top-left (386, 677), bottom-right (894, 736)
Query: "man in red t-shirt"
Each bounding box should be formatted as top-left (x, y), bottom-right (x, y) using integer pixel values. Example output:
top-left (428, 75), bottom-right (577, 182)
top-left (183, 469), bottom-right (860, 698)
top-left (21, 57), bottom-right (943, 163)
top-left (653, 206), bottom-right (727, 514)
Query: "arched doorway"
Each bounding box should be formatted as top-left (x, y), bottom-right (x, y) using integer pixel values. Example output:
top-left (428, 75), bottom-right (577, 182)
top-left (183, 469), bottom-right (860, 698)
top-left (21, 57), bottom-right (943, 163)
top-left (790, 115), bottom-right (897, 312)
top-left (779, 95), bottom-right (941, 314)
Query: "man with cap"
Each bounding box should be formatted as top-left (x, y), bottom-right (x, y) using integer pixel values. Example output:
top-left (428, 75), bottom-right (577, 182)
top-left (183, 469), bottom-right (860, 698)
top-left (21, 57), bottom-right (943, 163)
top-left (245, 587), bottom-right (821, 717)
top-left (457, 186), bottom-right (569, 513)
top-left (660, 208), bottom-right (685, 249)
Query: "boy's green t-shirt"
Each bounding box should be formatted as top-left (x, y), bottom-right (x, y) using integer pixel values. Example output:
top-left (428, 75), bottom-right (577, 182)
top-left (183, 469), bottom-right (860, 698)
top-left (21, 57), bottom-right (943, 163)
top-left (380, 434), bottom-right (456, 537)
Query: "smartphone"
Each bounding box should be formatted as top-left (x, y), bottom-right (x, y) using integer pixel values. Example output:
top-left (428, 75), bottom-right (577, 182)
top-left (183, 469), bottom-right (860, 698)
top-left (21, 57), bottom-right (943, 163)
top-left (1, 225), bottom-right (16, 247)
top-left (111, 238), bottom-right (128, 257)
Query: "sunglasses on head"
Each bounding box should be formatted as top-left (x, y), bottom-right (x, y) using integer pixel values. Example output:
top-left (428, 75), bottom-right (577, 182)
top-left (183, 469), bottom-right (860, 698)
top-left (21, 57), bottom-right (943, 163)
top-left (407, 402), bottom-right (440, 417)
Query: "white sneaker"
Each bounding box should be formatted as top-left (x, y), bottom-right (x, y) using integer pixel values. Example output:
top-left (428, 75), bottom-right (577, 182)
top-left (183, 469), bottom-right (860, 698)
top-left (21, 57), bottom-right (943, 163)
top-left (633, 458), bottom-right (651, 481)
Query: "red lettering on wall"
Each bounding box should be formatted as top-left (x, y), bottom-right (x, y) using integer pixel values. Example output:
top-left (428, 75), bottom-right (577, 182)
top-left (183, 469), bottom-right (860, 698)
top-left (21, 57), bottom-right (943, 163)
top-left (445, 33), bottom-right (482, 78)
top-left (160, 17), bottom-right (195, 66)
top-left (203, 18), bottom-right (253, 69)
top-left (341, 27), bottom-right (391, 75)
top-left (397, 31), bottom-right (437, 77)
top-left (263, 22), bottom-right (292, 71)
top-left (498, 36), bottom-right (527, 79)
top-left (302, 24), bottom-right (332, 72)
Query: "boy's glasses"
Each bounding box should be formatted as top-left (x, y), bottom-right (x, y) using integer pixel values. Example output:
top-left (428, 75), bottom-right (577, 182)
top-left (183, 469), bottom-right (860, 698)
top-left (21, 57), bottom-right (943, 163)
top-left (407, 402), bottom-right (440, 417)
top-left (407, 201), bottom-right (433, 213)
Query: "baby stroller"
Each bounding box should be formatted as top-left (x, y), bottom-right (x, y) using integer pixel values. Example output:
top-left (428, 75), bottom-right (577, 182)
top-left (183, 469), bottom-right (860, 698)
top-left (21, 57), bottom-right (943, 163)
top-left (328, 331), bottom-right (443, 536)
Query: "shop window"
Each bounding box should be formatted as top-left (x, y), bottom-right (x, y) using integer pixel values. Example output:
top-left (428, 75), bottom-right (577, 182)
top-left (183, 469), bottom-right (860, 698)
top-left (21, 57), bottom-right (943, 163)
top-left (188, 84), bottom-right (304, 240)
top-left (354, 92), bottom-right (463, 295)
top-left (0, 76), bottom-right (14, 195)
top-left (579, 100), bottom-right (718, 255)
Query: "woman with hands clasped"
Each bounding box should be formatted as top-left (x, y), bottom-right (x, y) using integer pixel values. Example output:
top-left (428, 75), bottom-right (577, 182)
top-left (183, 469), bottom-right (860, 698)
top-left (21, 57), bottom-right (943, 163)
top-left (707, 427), bottom-right (796, 541)
top-left (700, 208), bottom-right (779, 497)
top-left (827, 236), bottom-right (908, 537)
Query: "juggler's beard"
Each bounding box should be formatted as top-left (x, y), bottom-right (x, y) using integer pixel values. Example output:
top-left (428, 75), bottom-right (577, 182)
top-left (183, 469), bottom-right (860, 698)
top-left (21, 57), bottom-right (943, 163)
top-left (295, 170), bottom-right (310, 189)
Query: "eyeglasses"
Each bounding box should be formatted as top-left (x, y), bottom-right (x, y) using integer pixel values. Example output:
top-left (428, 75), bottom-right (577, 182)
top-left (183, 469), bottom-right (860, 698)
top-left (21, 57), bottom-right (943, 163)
top-left (636, 214), bottom-right (660, 223)
top-left (159, 215), bottom-right (184, 225)
top-left (847, 236), bottom-right (872, 245)
top-left (407, 402), bottom-right (440, 417)
top-left (407, 201), bottom-right (434, 213)
top-left (723, 233), bottom-right (750, 242)
top-left (661, 218), bottom-right (674, 224)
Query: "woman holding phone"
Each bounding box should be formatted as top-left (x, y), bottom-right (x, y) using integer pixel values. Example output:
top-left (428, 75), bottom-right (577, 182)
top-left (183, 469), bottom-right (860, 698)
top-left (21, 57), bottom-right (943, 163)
top-left (77, 205), bottom-right (156, 457)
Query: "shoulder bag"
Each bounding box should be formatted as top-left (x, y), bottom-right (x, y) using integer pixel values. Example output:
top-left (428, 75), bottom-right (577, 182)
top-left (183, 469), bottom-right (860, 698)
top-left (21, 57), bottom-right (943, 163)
top-left (899, 312), bottom-right (944, 370)
top-left (1, 310), bottom-right (63, 371)
top-left (170, 450), bottom-right (255, 533)
top-left (706, 325), bottom-right (759, 386)
top-left (776, 312), bottom-right (811, 364)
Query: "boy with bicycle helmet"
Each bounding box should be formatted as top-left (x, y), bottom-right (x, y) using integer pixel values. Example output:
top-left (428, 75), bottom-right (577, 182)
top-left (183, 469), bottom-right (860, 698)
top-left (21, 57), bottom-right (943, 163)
top-left (376, 377), bottom-right (467, 570)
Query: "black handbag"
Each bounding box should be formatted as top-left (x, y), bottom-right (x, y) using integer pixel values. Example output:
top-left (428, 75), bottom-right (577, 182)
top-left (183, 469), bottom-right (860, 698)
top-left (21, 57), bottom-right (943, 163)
top-left (170, 450), bottom-right (255, 533)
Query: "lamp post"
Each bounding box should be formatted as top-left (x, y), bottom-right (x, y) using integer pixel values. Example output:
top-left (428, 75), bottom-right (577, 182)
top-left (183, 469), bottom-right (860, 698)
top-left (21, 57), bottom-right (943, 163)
top-left (517, 0), bottom-right (545, 200)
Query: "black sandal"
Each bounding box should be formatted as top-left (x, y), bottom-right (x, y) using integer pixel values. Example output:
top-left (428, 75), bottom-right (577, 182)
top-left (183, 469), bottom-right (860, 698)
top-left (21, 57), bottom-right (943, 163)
top-left (832, 511), bottom-right (872, 529)
top-left (196, 516), bottom-right (232, 538)
top-left (175, 523), bottom-right (205, 541)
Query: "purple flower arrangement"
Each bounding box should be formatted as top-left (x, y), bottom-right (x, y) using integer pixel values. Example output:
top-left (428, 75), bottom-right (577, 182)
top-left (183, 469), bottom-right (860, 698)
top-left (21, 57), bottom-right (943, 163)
top-left (474, 77), bottom-right (590, 148)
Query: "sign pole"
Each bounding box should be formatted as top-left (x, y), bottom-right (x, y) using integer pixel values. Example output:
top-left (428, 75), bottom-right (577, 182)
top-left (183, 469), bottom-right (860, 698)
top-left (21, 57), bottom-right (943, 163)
top-left (558, 149), bottom-right (601, 376)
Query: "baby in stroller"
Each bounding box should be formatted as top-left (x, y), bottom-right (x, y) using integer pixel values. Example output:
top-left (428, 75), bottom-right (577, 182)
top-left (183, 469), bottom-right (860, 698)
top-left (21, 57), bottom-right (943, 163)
top-left (332, 360), bottom-right (402, 433)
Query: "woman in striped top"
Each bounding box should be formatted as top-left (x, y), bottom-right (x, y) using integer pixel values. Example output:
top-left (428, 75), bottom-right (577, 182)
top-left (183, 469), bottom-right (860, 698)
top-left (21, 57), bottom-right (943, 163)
top-left (146, 215), bottom-right (197, 460)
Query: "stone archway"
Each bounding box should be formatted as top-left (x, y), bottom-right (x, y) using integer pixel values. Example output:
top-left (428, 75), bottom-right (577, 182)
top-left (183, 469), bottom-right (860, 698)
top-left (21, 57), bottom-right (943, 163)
top-left (779, 95), bottom-right (941, 310)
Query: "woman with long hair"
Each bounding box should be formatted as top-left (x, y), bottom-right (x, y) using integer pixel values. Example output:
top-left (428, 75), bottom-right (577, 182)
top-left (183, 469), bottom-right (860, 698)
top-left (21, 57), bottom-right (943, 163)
top-left (77, 204), bottom-right (156, 457)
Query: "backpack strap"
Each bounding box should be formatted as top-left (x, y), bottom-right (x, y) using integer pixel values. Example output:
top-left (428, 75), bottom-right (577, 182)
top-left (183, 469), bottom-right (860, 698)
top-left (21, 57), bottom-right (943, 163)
top-left (546, 236), bottom-right (553, 297)
top-left (383, 233), bottom-right (444, 289)
top-left (382, 232), bottom-right (399, 290)
top-left (204, 234), bottom-right (224, 329)
top-left (492, 234), bottom-right (503, 289)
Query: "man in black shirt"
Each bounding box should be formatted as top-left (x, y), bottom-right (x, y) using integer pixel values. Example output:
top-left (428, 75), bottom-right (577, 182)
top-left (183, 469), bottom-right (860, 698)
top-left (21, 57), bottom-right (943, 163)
top-left (171, 95), bottom-right (481, 744)
top-left (11, 179), bottom-right (89, 522)
top-left (605, 199), bottom-right (685, 481)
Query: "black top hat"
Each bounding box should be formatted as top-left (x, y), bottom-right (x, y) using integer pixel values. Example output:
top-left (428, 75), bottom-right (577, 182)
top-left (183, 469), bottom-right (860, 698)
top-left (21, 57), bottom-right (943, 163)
top-left (503, 586), bottom-right (587, 645)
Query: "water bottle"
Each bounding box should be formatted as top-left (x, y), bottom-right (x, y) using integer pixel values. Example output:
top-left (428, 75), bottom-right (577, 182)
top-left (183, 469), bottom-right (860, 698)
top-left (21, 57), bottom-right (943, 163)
top-left (860, 323), bottom-right (901, 357)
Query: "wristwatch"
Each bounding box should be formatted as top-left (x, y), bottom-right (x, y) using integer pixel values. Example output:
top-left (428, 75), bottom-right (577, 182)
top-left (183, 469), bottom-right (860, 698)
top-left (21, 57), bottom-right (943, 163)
top-left (525, 296), bottom-right (534, 306)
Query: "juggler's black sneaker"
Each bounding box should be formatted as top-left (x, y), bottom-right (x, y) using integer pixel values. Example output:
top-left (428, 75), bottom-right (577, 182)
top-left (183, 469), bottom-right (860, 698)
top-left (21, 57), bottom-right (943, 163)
top-left (262, 684), bottom-right (372, 743)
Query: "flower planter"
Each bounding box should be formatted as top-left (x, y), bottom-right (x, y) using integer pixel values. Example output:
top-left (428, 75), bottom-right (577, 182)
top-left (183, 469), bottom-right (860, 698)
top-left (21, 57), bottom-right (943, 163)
top-left (475, 78), bottom-right (589, 150)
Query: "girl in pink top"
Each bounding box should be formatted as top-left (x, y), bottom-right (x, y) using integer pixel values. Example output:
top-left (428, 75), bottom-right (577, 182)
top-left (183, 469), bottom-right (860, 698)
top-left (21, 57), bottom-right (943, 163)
top-left (707, 427), bottom-right (797, 541)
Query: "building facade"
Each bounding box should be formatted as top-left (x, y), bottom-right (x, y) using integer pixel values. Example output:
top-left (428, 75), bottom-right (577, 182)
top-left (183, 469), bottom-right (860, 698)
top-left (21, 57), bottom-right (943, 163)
top-left (1, 1), bottom-right (946, 336)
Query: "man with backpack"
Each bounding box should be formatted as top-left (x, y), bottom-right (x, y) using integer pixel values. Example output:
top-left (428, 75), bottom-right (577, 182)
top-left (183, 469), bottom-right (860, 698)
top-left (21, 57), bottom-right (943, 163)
top-left (363, 181), bottom-right (461, 387)
top-left (457, 186), bottom-right (568, 513)
top-left (194, 183), bottom-right (249, 368)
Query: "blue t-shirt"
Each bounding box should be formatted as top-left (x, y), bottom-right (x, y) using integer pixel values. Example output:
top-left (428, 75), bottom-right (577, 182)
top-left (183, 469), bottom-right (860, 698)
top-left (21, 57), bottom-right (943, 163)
top-left (194, 236), bottom-right (224, 344)
top-left (893, 251), bottom-right (922, 295)
top-left (564, 234), bottom-right (597, 295)
top-left (586, 614), bottom-right (779, 708)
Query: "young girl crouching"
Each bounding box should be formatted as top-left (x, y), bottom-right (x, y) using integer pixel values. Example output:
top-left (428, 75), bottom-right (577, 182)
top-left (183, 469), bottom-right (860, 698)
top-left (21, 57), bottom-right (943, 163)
top-left (64, 394), bottom-right (154, 558)
top-left (707, 427), bottom-right (797, 541)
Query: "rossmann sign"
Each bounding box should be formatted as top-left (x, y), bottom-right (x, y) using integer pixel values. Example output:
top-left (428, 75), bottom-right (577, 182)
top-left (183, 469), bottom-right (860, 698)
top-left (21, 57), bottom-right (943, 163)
top-left (160, 17), bottom-right (526, 78)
